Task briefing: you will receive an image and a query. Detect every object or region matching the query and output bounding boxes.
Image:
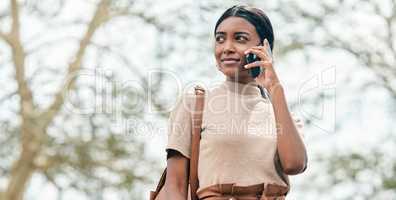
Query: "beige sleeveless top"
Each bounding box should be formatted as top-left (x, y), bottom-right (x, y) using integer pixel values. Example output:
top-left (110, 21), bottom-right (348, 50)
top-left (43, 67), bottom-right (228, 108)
top-left (166, 80), bottom-right (304, 193)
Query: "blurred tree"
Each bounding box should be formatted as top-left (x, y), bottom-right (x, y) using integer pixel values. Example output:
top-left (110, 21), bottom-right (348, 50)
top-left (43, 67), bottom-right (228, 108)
top-left (267, 0), bottom-right (396, 199)
top-left (275, 0), bottom-right (396, 99)
top-left (0, 0), bottom-right (192, 199)
top-left (2, 0), bottom-right (394, 199)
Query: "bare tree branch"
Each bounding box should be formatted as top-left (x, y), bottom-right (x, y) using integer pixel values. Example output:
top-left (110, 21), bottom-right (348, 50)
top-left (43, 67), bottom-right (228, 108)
top-left (111, 9), bottom-right (169, 31)
top-left (25, 36), bottom-right (80, 55)
top-left (277, 0), bottom-right (396, 100)
top-left (0, 0), bottom-right (195, 199)
top-left (4, 1), bottom-right (38, 197)
top-left (34, 153), bottom-right (66, 172)
top-left (5, 1), bottom-right (115, 200)
top-left (0, 30), bottom-right (11, 44)
top-left (7, 0), bottom-right (35, 118)
top-left (42, 171), bottom-right (63, 200)
top-left (10, 0), bottom-right (20, 37)
top-left (0, 91), bottom-right (17, 104)
top-left (41, 0), bottom-right (111, 127)
top-left (384, 11), bottom-right (396, 62)
top-left (89, 42), bottom-right (144, 78)
top-left (24, 0), bottom-right (65, 19)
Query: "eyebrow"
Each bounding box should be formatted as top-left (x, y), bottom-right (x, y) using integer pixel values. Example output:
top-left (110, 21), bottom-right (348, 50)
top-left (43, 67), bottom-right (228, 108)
top-left (235, 32), bottom-right (250, 35)
top-left (215, 31), bottom-right (226, 35)
top-left (215, 31), bottom-right (250, 36)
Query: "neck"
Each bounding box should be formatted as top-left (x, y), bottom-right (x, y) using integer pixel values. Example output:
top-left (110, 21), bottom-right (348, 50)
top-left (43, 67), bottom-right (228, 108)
top-left (226, 76), bottom-right (255, 84)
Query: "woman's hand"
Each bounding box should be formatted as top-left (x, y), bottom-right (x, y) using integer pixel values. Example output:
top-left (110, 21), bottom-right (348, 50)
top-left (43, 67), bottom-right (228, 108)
top-left (243, 38), bottom-right (281, 94)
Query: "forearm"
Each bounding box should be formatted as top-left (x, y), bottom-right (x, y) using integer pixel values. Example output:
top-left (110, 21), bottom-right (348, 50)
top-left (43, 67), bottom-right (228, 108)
top-left (269, 84), bottom-right (307, 174)
top-left (164, 155), bottom-right (189, 200)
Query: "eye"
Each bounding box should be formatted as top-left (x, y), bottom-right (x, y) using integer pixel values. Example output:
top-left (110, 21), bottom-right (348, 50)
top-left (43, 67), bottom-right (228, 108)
top-left (235, 35), bottom-right (248, 42)
top-left (215, 35), bottom-right (225, 43)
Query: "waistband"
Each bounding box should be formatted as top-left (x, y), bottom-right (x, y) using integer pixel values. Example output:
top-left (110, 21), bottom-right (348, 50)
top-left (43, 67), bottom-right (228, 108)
top-left (196, 183), bottom-right (289, 200)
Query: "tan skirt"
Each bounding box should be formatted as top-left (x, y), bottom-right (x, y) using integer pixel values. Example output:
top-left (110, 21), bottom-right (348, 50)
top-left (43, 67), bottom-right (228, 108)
top-left (196, 183), bottom-right (288, 200)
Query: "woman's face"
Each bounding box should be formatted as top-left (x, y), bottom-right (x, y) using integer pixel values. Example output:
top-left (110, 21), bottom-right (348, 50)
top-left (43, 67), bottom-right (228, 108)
top-left (214, 16), bottom-right (261, 82)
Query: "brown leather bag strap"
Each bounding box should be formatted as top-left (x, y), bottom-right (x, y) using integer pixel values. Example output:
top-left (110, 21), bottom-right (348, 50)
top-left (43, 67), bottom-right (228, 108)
top-left (190, 85), bottom-right (205, 200)
top-left (150, 86), bottom-right (206, 200)
top-left (150, 168), bottom-right (167, 200)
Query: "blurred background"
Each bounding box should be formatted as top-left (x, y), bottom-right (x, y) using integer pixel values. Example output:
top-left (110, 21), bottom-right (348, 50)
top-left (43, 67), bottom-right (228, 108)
top-left (0, 0), bottom-right (395, 199)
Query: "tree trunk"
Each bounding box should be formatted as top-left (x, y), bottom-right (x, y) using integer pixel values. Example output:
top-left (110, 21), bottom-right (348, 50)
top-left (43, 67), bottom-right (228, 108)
top-left (4, 123), bottom-right (43, 200)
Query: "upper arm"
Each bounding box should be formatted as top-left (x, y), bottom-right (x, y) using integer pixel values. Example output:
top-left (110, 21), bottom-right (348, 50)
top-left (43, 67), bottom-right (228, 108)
top-left (162, 91), bottom-right (194, 198)
top-left (166, 91), bottom-right (195, 159)
top-left (291, 112), bottom-right (305, 138)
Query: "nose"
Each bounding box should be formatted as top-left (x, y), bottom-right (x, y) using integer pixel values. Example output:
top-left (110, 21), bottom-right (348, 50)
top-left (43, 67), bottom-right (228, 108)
top-left (223, 40), bottom-right (236, 54)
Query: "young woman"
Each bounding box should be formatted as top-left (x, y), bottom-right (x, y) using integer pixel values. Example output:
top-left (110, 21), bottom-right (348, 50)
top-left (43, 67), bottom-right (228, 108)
top-left (163, 5), bottom-right (307, 200)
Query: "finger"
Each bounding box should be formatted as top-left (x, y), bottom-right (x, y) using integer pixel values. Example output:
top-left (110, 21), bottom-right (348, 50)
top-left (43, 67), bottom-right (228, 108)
top-left (245, 47), bottom-right (265, 54)
top-left (264, 39), bottom-right (273, 59)
top-left (243, 60), bottom-right (272, 69)
top-left (244, 49), bottom-right (268, 61)
top-left (249, 46), bottom-right (266, 52)
top-left (245, 39), bottom-right (272, 51)
top-left (249, 46), bottom-right (271, 61)
top-left (253, 39), bottom-right (272, 60)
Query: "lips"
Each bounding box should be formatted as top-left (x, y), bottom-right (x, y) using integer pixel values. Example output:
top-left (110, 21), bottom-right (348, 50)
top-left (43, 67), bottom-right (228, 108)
top-left (221, 58), bottom-right (241, 65)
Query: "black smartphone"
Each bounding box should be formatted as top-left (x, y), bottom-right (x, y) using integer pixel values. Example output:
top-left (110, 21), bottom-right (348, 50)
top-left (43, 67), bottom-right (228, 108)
top-left (245, 53), bottom-right (261, 78)
top-left (245, 42), bottom-right (263, 78)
